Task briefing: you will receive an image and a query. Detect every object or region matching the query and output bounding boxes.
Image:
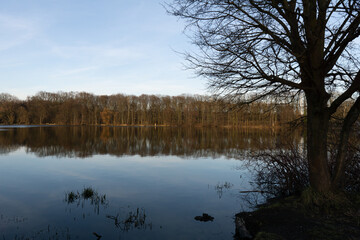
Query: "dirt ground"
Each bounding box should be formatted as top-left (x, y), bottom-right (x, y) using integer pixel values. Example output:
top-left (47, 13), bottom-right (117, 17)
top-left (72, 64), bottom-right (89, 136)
top-left (235, 197), bottom-right (360, 240)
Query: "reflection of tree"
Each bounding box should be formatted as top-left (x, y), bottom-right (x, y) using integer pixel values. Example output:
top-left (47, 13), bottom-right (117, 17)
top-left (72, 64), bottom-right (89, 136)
top-left (0, 129), bottom-right (22, 154)
top-left (0, 126), bottom-right (302, 159)
top-left (106, 207), bottom-right (152, 232)
top-left (0, 145), bottom-right (20, 154)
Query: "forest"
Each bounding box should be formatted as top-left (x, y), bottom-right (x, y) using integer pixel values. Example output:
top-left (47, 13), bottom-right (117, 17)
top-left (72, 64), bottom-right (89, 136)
top-left (0, 91), bottom-right (302, 127)
top-left (0, 91), bottom-right (350, 127)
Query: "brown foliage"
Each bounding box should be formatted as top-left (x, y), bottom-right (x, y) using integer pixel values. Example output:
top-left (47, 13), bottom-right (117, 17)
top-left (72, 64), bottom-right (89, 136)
top-left (0, 91), bottom-right (302, 127)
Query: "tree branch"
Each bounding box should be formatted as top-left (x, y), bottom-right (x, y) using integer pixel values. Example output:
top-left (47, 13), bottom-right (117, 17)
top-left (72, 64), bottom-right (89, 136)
top-left (329, 70), bottom-right (360, 114)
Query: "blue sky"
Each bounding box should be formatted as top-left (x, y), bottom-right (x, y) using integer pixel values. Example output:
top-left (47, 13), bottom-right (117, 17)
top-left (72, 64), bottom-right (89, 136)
top-left (0, 0), bottom-right (205, 99)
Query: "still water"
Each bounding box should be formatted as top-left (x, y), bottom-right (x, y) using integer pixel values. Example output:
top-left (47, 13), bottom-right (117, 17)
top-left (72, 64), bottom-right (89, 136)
top-left (0, 126), bottom-right (296, 239)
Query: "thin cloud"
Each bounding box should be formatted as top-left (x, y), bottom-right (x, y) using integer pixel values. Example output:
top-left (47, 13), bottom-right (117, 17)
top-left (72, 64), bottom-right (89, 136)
top-left (51, 66), bottom-right (99, 78)
top-left (0, 14), bottom-right (38, 51)
top-left (49, 44), bottom-right (147, 62)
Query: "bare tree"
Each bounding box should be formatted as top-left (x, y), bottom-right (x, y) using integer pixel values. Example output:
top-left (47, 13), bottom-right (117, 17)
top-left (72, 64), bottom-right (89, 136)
top-left (0, 93), bottom-right (19, 124)
top-left (167, 0), bottom-right (360, 193)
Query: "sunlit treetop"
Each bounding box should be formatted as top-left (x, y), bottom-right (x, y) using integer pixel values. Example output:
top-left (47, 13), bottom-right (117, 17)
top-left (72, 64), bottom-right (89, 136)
top-left (168, 0), bottom-right (360, 104)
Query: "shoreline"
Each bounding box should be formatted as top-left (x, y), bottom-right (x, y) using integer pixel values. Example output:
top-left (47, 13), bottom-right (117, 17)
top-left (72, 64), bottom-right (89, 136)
top-left (0, 123), bottom-right (285, 129)
top-left (234, 196), bottom-right (360, 240)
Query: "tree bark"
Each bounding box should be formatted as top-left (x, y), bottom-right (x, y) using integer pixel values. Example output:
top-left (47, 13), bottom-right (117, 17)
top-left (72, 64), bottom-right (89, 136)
top-left (306, 92), bottom-right (332, 192)
top-left (332, 97), bottom-right (360, 188)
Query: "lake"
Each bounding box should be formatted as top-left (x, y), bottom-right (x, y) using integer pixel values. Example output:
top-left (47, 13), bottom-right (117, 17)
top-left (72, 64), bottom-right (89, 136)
top-left (0, 126), bottom-right (298, 239)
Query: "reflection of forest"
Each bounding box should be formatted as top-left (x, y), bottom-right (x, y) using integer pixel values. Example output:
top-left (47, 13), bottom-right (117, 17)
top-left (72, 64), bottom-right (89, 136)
top-left (0, 126), bottom-right (302, 158)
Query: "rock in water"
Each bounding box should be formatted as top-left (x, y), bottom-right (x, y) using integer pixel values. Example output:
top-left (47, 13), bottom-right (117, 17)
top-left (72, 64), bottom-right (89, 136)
top-left (194, 213), bottom-right (214, 222)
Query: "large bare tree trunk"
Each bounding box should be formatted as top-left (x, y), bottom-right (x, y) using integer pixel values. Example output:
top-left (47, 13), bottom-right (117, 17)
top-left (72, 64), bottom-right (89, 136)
top-left (333, 98), bottom-right (360, 188)
top-left (306, 92), bottom-right (332, 192)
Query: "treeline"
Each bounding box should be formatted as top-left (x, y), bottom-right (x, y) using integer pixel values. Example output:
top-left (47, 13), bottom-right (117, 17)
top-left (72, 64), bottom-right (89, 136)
top-left (0, 91), bottom-right (303, 127)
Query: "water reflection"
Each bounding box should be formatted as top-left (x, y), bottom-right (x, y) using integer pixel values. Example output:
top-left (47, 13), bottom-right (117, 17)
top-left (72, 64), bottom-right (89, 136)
top-left (106, 207), bottom-right (152, 232)
top-left (0, 214), bottom-right (27, 224)
top-left (0, 126), bottom-right (301, 158)
top-left (1, 222), bottom-right (73, 240)
top-left (65, 187), bottom-right (108, 215)
top-left (64, 187), bottom-right (152, 236)
top-left (214, 182), bottom-right (234, 199)
top-left (0, 126), bottom-right (302, 239)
